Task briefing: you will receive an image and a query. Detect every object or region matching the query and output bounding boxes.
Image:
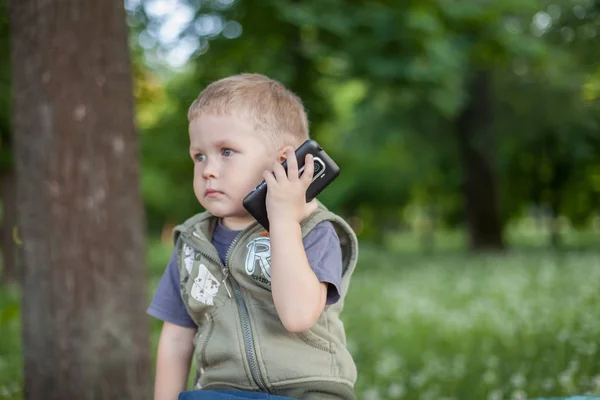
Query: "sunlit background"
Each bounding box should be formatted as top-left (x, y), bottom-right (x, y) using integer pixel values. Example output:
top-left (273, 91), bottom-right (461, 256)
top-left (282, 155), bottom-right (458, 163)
top-left (1, 0), bottom-right (600, 399)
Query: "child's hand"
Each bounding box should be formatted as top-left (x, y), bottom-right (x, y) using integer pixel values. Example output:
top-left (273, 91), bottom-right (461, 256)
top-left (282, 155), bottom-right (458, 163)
top-left (263, 148), bottom-right (318, 226)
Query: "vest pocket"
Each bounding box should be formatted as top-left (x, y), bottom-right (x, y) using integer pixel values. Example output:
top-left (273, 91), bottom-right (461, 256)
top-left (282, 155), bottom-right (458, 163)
top-left (296, 331), bottom-right (331, 353)
top-left (196, 304), bottom-right (256, 389)
top-left (252, 304), bottom-right (334, 381)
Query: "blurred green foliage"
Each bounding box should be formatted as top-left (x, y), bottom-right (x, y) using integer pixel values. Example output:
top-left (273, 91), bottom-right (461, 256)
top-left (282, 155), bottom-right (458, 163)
top-left (1, 1), bottom-right (599, 246)
top-left (120, 0), bottom-right (600, 247)
top-left (2, 2), bottom-right (600, 399)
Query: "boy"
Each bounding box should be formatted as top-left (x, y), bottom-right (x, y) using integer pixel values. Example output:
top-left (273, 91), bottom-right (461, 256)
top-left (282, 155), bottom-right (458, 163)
top-left (147, 73), bottom-right (359, 400)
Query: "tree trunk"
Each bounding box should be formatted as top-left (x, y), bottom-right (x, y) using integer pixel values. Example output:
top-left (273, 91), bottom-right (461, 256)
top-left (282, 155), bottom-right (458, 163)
top-left (9, 1), bottom-right (151, 399)
top-left (456, 69), bottom-right (505, 251)
top-left (0, 167), bottom-right (18, 285)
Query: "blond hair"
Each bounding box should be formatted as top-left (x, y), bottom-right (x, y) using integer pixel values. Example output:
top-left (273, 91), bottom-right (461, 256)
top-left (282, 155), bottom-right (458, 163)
top-left (188, 73), bottom-right (309, 147)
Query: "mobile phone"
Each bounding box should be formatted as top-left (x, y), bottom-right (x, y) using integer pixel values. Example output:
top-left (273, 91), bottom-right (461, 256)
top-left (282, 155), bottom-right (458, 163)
top-left (242, 139), bottom-right (340, 232)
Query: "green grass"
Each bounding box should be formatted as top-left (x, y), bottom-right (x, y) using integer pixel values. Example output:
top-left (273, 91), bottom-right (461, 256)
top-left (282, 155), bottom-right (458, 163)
top-left (0, 284), bottom-right (21, 400)
top-left (345, 246), bottom-right (600, 400)
top-left (1, 233), bottom-right (600, 400)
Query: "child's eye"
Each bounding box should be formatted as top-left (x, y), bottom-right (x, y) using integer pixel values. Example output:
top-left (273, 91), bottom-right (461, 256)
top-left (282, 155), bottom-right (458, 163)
top-left (195, 154), bottom-right (206, 162)
top-left (222, 148), bottom-right (235, 157)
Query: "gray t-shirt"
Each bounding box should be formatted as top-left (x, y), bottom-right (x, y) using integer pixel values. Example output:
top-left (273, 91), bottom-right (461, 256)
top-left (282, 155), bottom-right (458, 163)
top-left (148, 220), bottom-right (343, 328)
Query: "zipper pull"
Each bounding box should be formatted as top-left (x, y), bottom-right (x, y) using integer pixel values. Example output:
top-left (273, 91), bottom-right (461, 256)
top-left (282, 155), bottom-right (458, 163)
top-left (222, 268), bottom-right (232, 298)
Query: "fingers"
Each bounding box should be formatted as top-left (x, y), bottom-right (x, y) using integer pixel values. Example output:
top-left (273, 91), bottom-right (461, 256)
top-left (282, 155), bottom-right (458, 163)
top-left (263, 169), bottom-right (276, 186)
top-left (285, 148), bottom-right (299, 181)
top-left (272, 160), bottom-right (287, 182)
top-left (300, 154), bottom-right (314, 185)
top-left (265, 151), bottom-right (314, 196)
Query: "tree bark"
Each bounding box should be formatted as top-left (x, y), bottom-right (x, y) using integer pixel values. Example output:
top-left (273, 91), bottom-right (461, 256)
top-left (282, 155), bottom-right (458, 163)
top-left (9, 1), bottom-right (151, 399)
top-left (456, 69), bottom-right (505, 251)
top-left (0, 167), bottom-right (18, 285)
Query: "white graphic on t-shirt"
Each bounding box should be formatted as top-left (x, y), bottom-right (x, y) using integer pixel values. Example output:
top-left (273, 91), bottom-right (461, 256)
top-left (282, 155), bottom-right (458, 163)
top-left (245, 237), bottom-right (272, 282)
top-left (183, 243), bottom-right (194, 275)
top-left (190, 263), bottom-right (220, 306)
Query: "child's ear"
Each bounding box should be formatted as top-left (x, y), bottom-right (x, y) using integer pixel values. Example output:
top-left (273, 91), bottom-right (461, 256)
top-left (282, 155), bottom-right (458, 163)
top-left (278, 145), bottom-right (295, 163)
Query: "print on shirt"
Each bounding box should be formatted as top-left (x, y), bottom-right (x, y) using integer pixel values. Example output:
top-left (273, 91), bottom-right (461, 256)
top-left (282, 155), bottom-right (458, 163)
top-left (183, 243), bottom-right (195, 274)
top-left (183, 243), bottom-right (220, 305)
top-left (245, 237), bottom-right (272, 284)
top-left (190, 263), bottom-right (221, 306)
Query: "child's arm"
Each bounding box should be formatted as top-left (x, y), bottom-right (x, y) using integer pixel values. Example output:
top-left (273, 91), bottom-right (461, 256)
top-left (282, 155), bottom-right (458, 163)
top-left (154, 321), bottom-right (196, 400)
top-left (269, 220), bottom-right (328, 332)
top-left (263, 148), bottom-right (326, 333)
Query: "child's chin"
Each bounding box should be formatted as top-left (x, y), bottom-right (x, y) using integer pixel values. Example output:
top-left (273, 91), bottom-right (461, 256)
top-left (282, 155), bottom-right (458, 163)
top-left (202, 204), bottom-right (237, 218)
top-left (205, 207), bottom-right (227, 217)
top-left (198, 199), bottom-right (247, 217)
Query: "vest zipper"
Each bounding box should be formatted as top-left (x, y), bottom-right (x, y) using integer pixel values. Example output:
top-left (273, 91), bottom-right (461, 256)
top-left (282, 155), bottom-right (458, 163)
top-left (230, 277), bottom-right (270, 392)
top-left (187, 223), bottom-right (271, 393)
top-left (223, 222), bottom-right (271, 393)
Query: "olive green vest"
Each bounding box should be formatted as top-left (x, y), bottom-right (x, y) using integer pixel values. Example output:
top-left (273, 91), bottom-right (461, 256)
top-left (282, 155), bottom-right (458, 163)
top-left (173, 203), bottom-right (359, 399)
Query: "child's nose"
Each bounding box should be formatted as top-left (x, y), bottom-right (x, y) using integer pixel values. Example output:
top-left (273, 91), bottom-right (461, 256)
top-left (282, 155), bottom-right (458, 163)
top-left (202, 159), bottom-right (219, 179)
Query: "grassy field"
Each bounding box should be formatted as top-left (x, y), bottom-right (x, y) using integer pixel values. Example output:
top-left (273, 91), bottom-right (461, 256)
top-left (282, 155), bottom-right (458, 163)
top-left (1, 230), bottom-right (600, 400)
top-left (345, 246), bottom-right (600, 400)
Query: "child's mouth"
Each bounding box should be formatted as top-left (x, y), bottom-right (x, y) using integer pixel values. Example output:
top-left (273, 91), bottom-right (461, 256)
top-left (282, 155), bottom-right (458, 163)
top-left (205, 189), bottom-right (224, 197)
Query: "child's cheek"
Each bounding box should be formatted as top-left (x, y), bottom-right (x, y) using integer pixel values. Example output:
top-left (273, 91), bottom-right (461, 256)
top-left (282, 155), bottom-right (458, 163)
top-left (192, 173), bottom-right (204, 200)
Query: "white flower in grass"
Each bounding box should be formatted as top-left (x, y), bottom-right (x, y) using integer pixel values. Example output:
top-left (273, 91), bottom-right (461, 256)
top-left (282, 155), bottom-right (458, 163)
top-left (9, 383), bottom-right (19, 395)
top-left (559, 371), bottom-right (574, 390)
top-left (409, 372), bottom-right (427, 389)
top-left (363, 387), bottom-right (379, 400)
top-left (484, 370), bottom-right (497, 385)
top-left (567, 359), bottom-right (580, 373)
top-left (558, 328), bottom-right (570, 342)
top-left (592, 375), bottom-right (600, 391)
top-left (542, 377), bottom-right (555, 391)
top-left (387, 383), bottom-right (405, 398)
top-left (421, 385), bottom-right (441, 400)
top-left (510, 390), bottom-right (527, 400)
top-left (582, 318), bottom-right (600, 336)
top-left (487, 389), bottom-right (503, 400)
top-left (376, 353), bottom-right (402, 377)
top-left (582, 342), bottom-right (597, 356)
top-left (510, 373), bottom-right (526, 388)
top-left (422, 358), bottom-right (445, 379)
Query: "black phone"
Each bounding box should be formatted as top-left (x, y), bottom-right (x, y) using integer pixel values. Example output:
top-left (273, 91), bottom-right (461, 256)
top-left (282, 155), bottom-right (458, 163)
top-left (242, 139), bottom-right (340, 232)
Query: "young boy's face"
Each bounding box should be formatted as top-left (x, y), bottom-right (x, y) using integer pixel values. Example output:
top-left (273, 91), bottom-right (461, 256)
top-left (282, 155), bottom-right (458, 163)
top-left (189, 114), bottom-right (279, 230)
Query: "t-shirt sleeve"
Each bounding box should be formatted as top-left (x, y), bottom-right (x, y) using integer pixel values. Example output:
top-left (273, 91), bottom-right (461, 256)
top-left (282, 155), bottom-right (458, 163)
top-left (147, 249), bottom-right (197, 328)
top-left (302, 221), bottom-right (344, 305)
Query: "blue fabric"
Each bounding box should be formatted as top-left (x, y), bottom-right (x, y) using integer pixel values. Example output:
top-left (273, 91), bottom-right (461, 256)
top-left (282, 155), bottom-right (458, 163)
top-left (178, 390), bottom-right (295, 399)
